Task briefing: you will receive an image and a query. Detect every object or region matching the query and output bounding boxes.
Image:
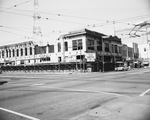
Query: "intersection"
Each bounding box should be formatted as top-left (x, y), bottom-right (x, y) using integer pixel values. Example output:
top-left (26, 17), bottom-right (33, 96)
top-left (0, 68), bottom-right (150, 120)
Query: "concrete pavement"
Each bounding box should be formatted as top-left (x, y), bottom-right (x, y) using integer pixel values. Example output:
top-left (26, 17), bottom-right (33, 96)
top-left (0, 67), bottom-right (150, 120)
top-left (71, 96), bottom-right (150, 120)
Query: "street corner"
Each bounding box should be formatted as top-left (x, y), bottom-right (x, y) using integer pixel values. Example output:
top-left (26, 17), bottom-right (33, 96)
top-left (102, 96), bottom-right (150, 120)
top-left (70, 107), bottom-right (118, 120)
top-left (86, 107), bottom-right (113, 120)
top-left (71, 103), bottom-right (150, 120)
top-left (70, 96), bottom-right (150, 120)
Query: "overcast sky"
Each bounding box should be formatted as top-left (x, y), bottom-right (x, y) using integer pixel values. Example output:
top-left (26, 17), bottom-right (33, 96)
top-left (0, 0), bottom-right (150, 46)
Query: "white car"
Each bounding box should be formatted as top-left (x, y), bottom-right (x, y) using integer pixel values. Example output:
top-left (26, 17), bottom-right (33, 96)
top-left (115, 66), bottom-right (130, 71)
top-left (115, 62), bottom-right (130, 71)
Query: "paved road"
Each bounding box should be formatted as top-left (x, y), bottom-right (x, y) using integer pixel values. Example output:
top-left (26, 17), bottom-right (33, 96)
top-left (0, 68), bottom-right (150, 120)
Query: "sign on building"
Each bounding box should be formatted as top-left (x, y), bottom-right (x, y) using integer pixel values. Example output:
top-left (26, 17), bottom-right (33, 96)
top-left (86, 53), bottom-right (96, 62)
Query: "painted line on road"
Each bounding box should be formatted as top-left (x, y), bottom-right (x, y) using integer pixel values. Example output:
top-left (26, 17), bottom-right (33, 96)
top-left (0, 107), bottom-right (40, 120)
top-left (30, 83), bottom-right (45, 86)
top-left (139, 89), bottom-right (150, 96)
top-left (36, 85), bottom-right (128, 97)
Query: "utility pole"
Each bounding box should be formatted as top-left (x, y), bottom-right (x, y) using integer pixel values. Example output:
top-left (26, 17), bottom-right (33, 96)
top-left (113, 21), bottom-right (116, 36)
top-left (33, 0), bottom-right (42, 72)
top-left (146, 26), bottom-right (149, 60)
top-left (146, 26), bottom-right (149, 44)
top-left (33, 0), bottom-right (42, 44)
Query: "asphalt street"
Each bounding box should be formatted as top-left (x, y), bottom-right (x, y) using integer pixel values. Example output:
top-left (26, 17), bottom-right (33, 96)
top-left (0, 68), bottom-right (150, 120)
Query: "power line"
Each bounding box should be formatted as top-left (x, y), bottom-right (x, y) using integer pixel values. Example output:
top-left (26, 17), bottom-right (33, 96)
top-left (42, 17), bottom-right (88, 25)
top-left (2, 6), bottom-right (150, 23)
top-left (2, 8), bottom-right (112, 22)
top-left (0, 25), bottom-right (32, 33)
top-left (0, 0), bottom-right (32, 13)
top-left (0, 26), bottom-right (31, 38)
top-left (0, 29), bottom-right (28, 37)
top-left (1, 3), bottom-right (150, 38)
top-left (39, 12), bottom-right (111, 22)
top-left (1, 11), bottom-right (33, 17)
top-left (1, 10), bottom-right (88, 26)
top-left (2, 6), bottom-right (150, 28)
top-left (116, 14), bottom-right (150, 23)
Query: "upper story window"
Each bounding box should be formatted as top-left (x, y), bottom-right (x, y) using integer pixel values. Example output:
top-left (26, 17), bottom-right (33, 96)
top-left (97, 40), bottom-right (102, 51)
top-left (21, 48), bottom-right (23, 56)
top-left (13, 49), bottom-right (15, 57)
top-left (30, 47), bottom-right (32, 55)
top-left (64, 42), bottom-right (68, 51)
top-left (9, 50), bottom-right (11, 57)
top-left (111, 44), bottom-right (114, 53)
top-left (48, 45), bottom-right (54, 53)
top-left (118, 46), bottom-right (122, 54)
top-left (17, 49), bottom-right (19, 56)
top-left (105, 43), bottom-right (109, 52)
top-left (114, 45), bottom-right (118, 53)
top-left (72, 39), bottom-right (82, 50)
top-left (87, 39), bottom-right (94, 50)
top-left (25, 48), bottom-right (27, 56)
top-left (58, 42), bottom-right (61, 52)
top-left (6, 50), bottom-right (8, 57)
top-left (2, 51), bottom-right (4, 58)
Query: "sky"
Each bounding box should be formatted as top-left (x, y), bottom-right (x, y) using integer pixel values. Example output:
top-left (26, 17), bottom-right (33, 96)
top-left (0, 0), bottom-right (150, 46)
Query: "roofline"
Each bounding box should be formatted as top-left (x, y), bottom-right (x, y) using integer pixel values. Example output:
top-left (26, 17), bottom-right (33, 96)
top-left (0, 41), bottom-right (33, 48)
top-left (62, 28), bottom-right (107, 38)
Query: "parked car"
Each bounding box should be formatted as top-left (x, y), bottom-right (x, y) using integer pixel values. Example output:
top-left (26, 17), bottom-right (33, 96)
top-left (143, 60), bottom-right (149, 67)
top-left (115, 61), bottom-right (130, 71)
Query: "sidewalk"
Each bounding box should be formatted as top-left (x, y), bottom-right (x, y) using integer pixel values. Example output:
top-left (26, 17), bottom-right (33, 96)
top-left (71, 96), bottom-right (150, 120)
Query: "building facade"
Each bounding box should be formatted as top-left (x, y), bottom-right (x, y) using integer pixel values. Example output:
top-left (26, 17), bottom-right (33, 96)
top-left (139, 43), bottom-right (150, 63)
top-left (0, 41), bottom-right (35, 66)
top-left (0, 29), bottom-right (129, 72)
top-left (57, 29), bottom-right (122, 71)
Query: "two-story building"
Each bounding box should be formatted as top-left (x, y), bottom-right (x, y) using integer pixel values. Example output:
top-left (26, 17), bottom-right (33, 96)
top-left (56, 29), bottom-right (122, 71)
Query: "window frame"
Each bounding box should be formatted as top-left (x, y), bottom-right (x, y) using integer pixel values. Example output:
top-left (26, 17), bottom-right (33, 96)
top-left (72, 39), bottom-right (83, 50)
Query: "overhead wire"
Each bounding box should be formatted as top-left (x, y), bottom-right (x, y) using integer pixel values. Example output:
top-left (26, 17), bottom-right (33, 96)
top-left (1, 5), bottom-right (150, 29)
top-left (0, 25), bottom-right (32, 38)
top-left (116, 14), bottom-right (150, 23)
top-left (0, 1), bottom-right (150, 40)
top-left (0, 0), bottom-right (32, 13)
top-left (0, 28), bottom-right (28, 37)
top-left (6, 7), bottom-right (150, 24)
top-left (2, 8), bottom-right (112, 22)
top-left (0, 25), bottom-right (32, 33)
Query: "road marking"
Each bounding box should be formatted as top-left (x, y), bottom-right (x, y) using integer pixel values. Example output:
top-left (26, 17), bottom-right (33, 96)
top-left (36, 86), bottom-right (128, 97)
top-left (0, 107), bottom-right (40, 120)
top-left (139, 89), bottom-right (150, 96)
top-left (30, 83), bottom-right (45, 86)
